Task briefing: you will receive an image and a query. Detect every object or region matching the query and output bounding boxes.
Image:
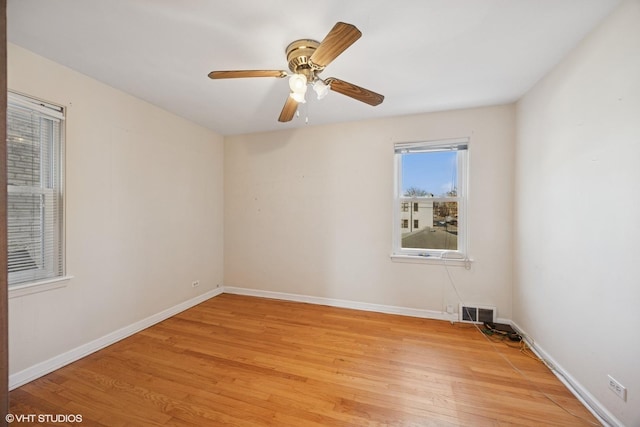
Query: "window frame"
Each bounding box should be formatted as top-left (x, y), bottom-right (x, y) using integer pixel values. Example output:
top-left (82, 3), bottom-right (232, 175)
top-left (7, 91), bottom-right (68, 294)
top-left (392, 138), bottom-right (469, 261)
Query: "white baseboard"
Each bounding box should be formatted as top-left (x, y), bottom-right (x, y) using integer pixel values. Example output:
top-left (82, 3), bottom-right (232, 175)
top-left (224, 286), bottom-right (461, 322)
top-left (224, 286), bottom-right (511, 325)
top-left (9, 287), bottom-right (223, 390)
top-left (510, 320), bottom-right (622, 427)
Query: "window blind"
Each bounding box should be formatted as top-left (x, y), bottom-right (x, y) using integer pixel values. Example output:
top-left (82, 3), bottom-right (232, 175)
top-left (7, 93), bottom-right (64, 286)
top-left (394, 138), bottom-right (468, 154)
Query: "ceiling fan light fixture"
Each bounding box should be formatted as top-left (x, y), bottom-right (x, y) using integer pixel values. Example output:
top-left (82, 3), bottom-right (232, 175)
top-left (313, 79), bottom-right (330, 100)
top-left (290, 91), bottom-right (306, 103)
top-left (289, 73), bottom-right (307, 93)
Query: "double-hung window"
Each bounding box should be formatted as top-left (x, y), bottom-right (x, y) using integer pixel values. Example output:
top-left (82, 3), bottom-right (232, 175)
top-left (393, 138), bottom-right (468, 259)
top-left (7, 92), bottom-right (65, 288)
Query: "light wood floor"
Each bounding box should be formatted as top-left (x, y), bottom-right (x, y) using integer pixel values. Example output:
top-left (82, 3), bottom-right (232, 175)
top-left (10, 294), bottom-right (599, 426)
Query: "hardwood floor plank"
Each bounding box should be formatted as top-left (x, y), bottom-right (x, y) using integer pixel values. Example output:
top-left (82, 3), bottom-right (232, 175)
top-left (10, 294), bottom-right (599, 426)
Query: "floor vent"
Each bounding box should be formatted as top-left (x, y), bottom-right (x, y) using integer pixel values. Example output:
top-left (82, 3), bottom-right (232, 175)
top-left (459, 304), bottom-right (496, 324)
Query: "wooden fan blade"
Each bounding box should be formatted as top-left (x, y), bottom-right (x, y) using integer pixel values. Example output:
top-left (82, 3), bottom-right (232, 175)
top-left (208, 70), bottom-right (287, 79)
top-left (309, 22), bottom-right (362, 68)
top-left (326, 78), bottom-right (384, 106)
top-left (278, 95), bottom-right (298, 122)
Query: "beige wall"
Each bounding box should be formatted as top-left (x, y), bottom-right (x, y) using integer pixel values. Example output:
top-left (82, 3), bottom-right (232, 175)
top-left (514, 1), bottom-right (640, 425)
top-left (224, 105), bottom-right (515, 317)
top-left (7, 44), bottom-right (224, 374)
top-left (7, 3), bottom-right (638, 422)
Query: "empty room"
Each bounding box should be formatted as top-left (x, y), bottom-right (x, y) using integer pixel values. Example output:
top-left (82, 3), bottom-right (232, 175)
top-left (2, 0), bottom-right (639, 425)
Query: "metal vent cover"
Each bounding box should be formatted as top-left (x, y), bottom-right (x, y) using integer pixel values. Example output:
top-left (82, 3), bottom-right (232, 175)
top-left (459, 304), bottom-right (496, 324)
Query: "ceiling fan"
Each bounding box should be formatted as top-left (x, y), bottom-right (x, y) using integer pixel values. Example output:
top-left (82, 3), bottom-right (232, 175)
top-left (208, 22), bottom-right (384, 123)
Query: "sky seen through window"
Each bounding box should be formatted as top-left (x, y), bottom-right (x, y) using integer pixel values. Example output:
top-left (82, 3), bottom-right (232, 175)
top-left (401, 151), bottom-right (457, 197)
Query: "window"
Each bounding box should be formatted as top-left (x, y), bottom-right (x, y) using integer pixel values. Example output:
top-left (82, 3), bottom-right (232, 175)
top-left (393, 138), bottom-right (468, 258)
top-left (7, 92), bottom-right (65, 287)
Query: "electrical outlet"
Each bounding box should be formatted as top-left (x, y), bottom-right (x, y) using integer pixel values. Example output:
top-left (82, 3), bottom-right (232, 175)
top-left (446, 304), bottom-right (454, 314)
top-left (191, 280), bottom-right (200, 288)
top-left (607, 375), bottom-right (627, 401)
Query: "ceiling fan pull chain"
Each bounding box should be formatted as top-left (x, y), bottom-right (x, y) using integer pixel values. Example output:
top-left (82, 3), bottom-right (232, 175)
top-left (305, 100), bottom-right (309, 124)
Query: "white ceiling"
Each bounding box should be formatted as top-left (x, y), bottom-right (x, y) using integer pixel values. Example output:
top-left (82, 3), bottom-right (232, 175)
top-left (8, 0), bottom-right (620, 136)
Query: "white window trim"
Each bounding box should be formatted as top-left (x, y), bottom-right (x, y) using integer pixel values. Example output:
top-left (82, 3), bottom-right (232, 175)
top-left (391, 138), bottom-right (471, 264)
top-left (7, 91), bottom-right (67, 291)
top-left (9, 275), bottom-right (74, 299)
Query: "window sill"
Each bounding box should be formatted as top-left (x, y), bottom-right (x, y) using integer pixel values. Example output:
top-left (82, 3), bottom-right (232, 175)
top-left (390, 254), bottom-right (473, 267)
top-left (9, 275), bottom-right (74, 299)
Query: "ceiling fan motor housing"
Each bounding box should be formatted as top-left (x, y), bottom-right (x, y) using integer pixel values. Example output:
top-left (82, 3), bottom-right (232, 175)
top-left (286, 39), bottom-right (322, 81)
